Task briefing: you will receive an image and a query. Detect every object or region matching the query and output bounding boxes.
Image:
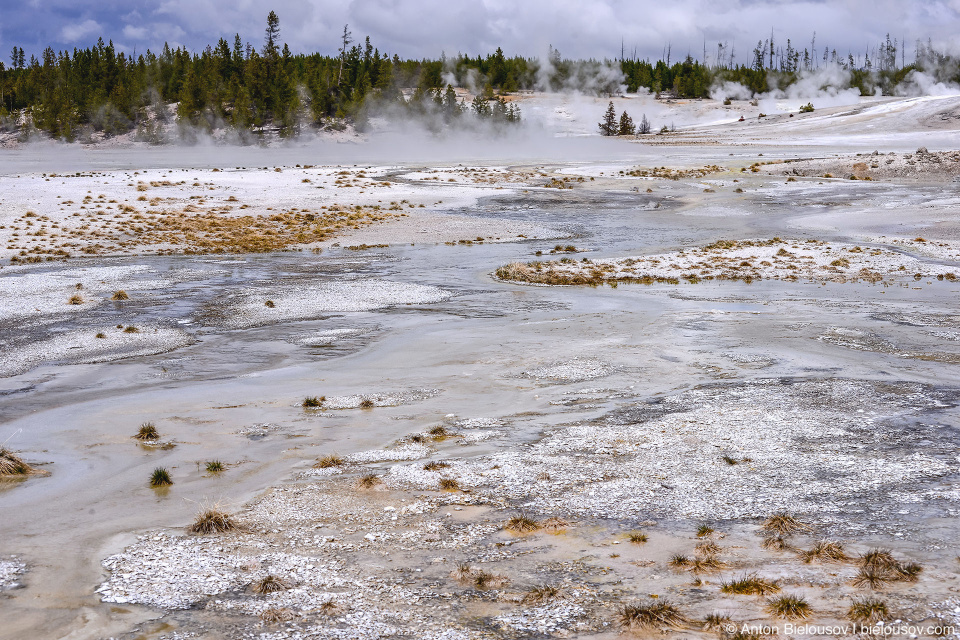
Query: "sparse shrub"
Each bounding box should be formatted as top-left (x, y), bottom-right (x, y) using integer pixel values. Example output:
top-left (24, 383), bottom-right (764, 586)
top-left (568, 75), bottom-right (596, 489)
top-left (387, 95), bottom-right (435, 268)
top-left (252, 575), bottom-right (292, 594)
top-left (505, 515), bottom-right (540, 533)
top-left (619, 600), bottom-right (685, 629)
top-left (721, 574), bottom-right (781, 596)
top-left (800, 102), bottom-right (815, 113)
top-left (111, 290), bottom-right (129, 300)
top-left (190, 507), bottom-right (236, 534)
top-left (205, 460), bottom-right (225, 473)
top-left (302, 396), bottom-right (324, 408)
top-left (149, 467), bottom-right (172, 487)
top-left (134, 422), bottom-right (159, 440)
top-left (359, 398), bottom-right (375, 409)
top-left (628, 531), bottom-right (648, 544)
top-left (767, 594), bottom-right (811, 619)
top-left (848, 598), bottom-right (888, 623)
top-left (0, 447), bottom-right (33, 476)
top-left (423, 461), bottom-right (450, 471)
top-left (357, 473), bottom-right (381, 489)
top-left (429, 425), bottom-right (450, 438)
top-left (314, 454), bottom-right (344, 468)
top-left (438, 478), bottom-right (460, 491)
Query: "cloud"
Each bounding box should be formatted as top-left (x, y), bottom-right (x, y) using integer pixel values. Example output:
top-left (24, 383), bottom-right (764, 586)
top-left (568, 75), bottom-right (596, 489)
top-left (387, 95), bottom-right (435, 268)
top-left (59, 19), bottom-right (102, 43)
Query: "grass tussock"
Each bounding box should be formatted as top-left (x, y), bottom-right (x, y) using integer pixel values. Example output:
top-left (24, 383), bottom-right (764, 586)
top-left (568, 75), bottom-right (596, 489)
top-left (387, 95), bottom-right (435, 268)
top-left (619, 601), bottom-right (686, 629)
top-left (302, 396), bottom-right (325, 408)
top-left (358, 398), bottom-right (375, 409)
top-left (259, 607), bottom-right (294, 623)
top-left (428, 425), bottom-right (451, 439)
top-left (505, 515), bottom-right (540, 534)
top-left (317, 599), bottom-right (344, 616)
top-left (696, 540), bottom-right (721, 556)
top-left (669, 554), bottom-right (690, 568)
top-left (190, 507), bottom-right (236, 534)
top-left (767, 594), bottom-right (811, 619)
top-left (721, 574), bottom-right (781, 596)
top-left (540, 516), bottom-right (569, 532)
top-left (68, 294), bottom-right (83, 305)
top-left (252, 575), bottom-right (292, 594)
top-left (761, 512), bottom-right (810, 537)
top-left (314, 453), bottom-right (344, 469)
top-left (111, 290), bottom-right (129, 300)
top-left (627, 531), bottom-right (648, 544)
top-left (761, 535), bottom-right (792, 551)
top-left (452, 564), bottom-right (508, 589)
top-left (702, 612), bottom-right (732, 630)
top-left (696, 524), bottom-right (715, 538)
top-left (0, 447), bottom-right (34, 476)
top-left (150, 467), bottom-right (173, 487)
top-left (134, 422), bottom-right (160, 441)
top-left (852, 549), bottom-right (922, 588)
top-left (522, 584), bottom-right (563, 604)
top-left (800, 540), bottom-right (849, 563)
top-left (423, 461), bottom-right (450, 471)
top-left (691, 555), bottom-right (725, 573)
top-left (356, 473), bottom-right (381, 489)
top-left (848, 598), bottom-right (888, 623)
top-left (205, 460), bottom-right (225, 473)
top-left (438, 477), bottom-right (460, 491)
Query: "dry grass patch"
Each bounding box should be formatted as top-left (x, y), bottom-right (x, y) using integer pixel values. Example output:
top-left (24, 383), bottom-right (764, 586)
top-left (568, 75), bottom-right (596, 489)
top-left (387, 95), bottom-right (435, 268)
top-left (190, 506), bottom-right (237, 534)
top-left (356, 473), bottom-right (381, 489)
top-left (800, 540), bottom-right (849, 563)
top-left (767, 594), bottom-right (811, 619)
top-left (0, 447), bottom-right (34, 476)
top-left (134, 422), bottom-right (160, 441)
top-left (522, 584), bottom-right (563, 604)
top-left (627, 531), bottom-right (648, 544)
top-left (302, 396), bottom-right (325, 408)
top-left (504, 515), bottom-right (540, 534)
top-left (438, 477), bottom-right (460, 491)
top-left (252, 575), bottom-right (292, 594)
top-left (848, 598), bottom-right (888, 624)
top-left (761, 512), bottom-right (810, 537)
top-left (423, 461), bottom-right (450, 471)
top-left (721, 574), bottom-right (781, 596)
top-left (619, 600), bottom-right (686, 630)
top-left (314, 454), bottom-right (344, 469)
top-left (111, 290), bottom-right (129, 300)
top-left (259, 607), bottom-right (294, 623)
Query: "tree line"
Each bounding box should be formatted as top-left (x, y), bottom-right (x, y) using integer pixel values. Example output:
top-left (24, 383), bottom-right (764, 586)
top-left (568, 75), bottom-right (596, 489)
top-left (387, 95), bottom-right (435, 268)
top-left (0, 13), bottom-right (955, 142)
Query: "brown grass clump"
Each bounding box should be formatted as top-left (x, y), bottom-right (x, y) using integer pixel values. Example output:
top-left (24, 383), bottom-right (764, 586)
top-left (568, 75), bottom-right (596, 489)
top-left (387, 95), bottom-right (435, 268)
top-left (149, 467), bottom-right (173, 487)
top-left (259, 607), bottom-right (294, 623)
top-left (696, 524), bottom-right (715, 538)
top-left (505, 515), bottom-right (540, 533)
top-left (111, 290), bottom-right (129, 300)
top-left (317, 599), bottom-right (344, 616)
top-left (358, 398), bottom-right (375, 409)
top-left (438, 477), bottom-right (460, 491)
top-left (848, 598), bottom-right (888, 624)
top-left (627, 531), bottom-right (648, 544)
top-left (134, 422), bottom-right (160, 440)
top-left (190, 507), bottom-right (237, 534)
top-left (356, 473), bottom-right (381, 489)
top-left (721, 574), bottom-right (781, 596)
top-left (302, 396), bottom-right (325, 408)
top-left (0, 447), bottom-right (33, 476)
top-left (428, 425), bottom-right (451, 438)
top-left (800, 541), bottom-right (849, 563)
top-left (851, 549), bottom-right (922, 588)
top-left (702, 612), bottom-right (732, 631)
top-left (540, 517), bottom-right (569, 532)
top-left (522, 584), bottom-right (563, 604)
top-left (423, 461), bottom-right (450, 471)
top-left (761, 512), bottom-right (810, 536)
top-left (252, 575), bottom-right (292, 594)
top-left (314, 453), bottom-right (344, 468)
top-left (696, 540), bottom-right (721, 556)
top-left (761, 535), bottom-right (792, 551)
top-left (619, 601), bottom-right (686, 629)
top-left (767, 594), bottom-right (811, 619)
top-left (68, 294), bottom-right (83, 305)
top-left (859, 548), bottom-right (898, 571)
top-left (669, 554), bottom-right (690, 568)
top-left (691, 555), bottom-right (724, 573)
top-left (472, 570), bottom-right (509, 590)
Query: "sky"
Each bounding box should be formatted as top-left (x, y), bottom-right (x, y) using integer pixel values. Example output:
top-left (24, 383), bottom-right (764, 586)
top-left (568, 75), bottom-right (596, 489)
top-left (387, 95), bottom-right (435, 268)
top-left (2, 0), bottom-right (959, 65)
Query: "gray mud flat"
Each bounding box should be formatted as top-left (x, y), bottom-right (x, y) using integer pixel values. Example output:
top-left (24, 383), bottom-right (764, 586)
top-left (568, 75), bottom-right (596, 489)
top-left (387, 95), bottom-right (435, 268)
top-left (2, 98), bottom-right (960, 640)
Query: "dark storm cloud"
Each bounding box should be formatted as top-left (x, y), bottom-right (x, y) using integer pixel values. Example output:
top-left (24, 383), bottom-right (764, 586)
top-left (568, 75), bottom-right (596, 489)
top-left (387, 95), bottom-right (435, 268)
top-left (2, 0), bottom-right (959, 63)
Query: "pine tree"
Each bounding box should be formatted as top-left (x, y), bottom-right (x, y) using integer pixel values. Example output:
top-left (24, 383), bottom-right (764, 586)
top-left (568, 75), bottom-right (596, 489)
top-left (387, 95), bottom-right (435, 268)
top-left (617, 110), bottom-right (635, 136)
top-left (264, 11), bottom-right (280, 58)
top-left (598, 101), bottom-right (617, 136)
top-left (637, 113), bottom-right (651, 134)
